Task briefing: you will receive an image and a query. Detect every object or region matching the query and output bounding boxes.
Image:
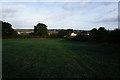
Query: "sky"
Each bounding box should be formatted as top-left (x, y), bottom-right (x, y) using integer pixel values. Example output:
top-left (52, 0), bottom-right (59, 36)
top-left (0, 1), bottom-right (119, 30)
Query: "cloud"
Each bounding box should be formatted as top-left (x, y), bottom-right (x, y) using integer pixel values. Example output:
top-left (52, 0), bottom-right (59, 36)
top-left (63, 2), bottom-right (73, 10)
top-left (94, 2), bottom-right (118, 13)
top-left (108, 8), bottom-right (117, 13)
top-left (42, 11), bottom-right (73, 23)
top-left (91, 2), bottom-right (118, 23)
top-left (1, 0), bottom-right (120, 2)
top-left (102, 2), bottom-right (115, 6)
top-left (1, 2), bottom-right (118, 30)
top-left (3, 18), bottom-right (35, 29)
top-left (79, 2), bottom-right (92, 8)
top-left (42, 4), bottom-right (73, 23)
top-left (1, 5), bottom-right (26, 18)
top-left (63, 2), bottom-right (92, 11)
top-left (94, 16), bottom-right (118, 23)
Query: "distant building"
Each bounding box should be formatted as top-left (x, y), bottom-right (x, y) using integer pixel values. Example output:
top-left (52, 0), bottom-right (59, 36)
top-left (18, 32), bottom-right (21, 34)
top-left (17, 31), bottom-right (34, 34)
top-left (15, 29), bottom-right (34, 34)
top-left (15, 29), bottom-right (90, 36)
top-left (16, 29), bottom-right (58, 35)
top-left (71, 32), bottom-right (77, 37)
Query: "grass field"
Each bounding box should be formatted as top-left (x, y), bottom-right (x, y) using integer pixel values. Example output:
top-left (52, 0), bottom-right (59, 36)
top-left (2, 39), bottom-right (120, 78)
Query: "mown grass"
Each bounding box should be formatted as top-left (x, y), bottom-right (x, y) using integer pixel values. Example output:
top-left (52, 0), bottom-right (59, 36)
top-left (2, 39), bottom-right (120, 78)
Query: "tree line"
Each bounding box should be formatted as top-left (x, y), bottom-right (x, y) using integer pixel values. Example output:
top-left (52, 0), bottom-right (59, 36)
top-left (1, 20), bottom-right (120, 43)
top-left (70, 27), bottom-right (120, 43)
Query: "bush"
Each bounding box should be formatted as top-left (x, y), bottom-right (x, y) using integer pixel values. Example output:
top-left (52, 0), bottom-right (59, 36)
top-left (69, 27), bottom-right (120, 43)
top-left (70, 35), bottom-right (91, 42)
top-left (49, 33), bottom-right (58, 38)
top-left (107, 29), bottom-right (120, 43)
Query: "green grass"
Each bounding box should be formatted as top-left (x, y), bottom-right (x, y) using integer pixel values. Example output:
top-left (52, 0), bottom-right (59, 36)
top-left (2, 39), bottom-right (120, 78)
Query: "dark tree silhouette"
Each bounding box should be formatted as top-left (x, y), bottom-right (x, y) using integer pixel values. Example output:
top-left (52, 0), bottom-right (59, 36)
top-left (1, 21), bottom-right (17, 38)
top-left (89, 27), bottom-right (108, 42)
top-left (96, 27), bottom-right (108, 42)
top-left (66, 29), bottom-right (73, 37)
top-left (108, 29), bottom-right (120, 43)
top-left (58, 29), bottom-right (73, 38)
top-left (90, 28), bottom-right (98, 41)
top-left (34, 23), bottom-right (48, 36)
top-left (58, 29), bottom-right (66, 38)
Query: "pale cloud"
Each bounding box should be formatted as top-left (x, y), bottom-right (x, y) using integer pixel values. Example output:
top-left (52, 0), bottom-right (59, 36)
top-left (1, 4), bottom-right (31, 29)
top-left (92, 2), bottom-right (118, 23)
top-left (79, 2), bottom-right (91, 8)
top-left (1, 0), bottom-right (119, 2)
top-left (43, 11), bottom-right (73, 23)
top-left (63, 2), bottom-right (92, 11)
top-left (94, 2), bottom-right (118, 13)
top-left (63, 2), bottom-right (73, 10)
top-left (42, 3), bottom-right (73, 23)
top-left (0, 2), bottom-right (118, 30)
top-left (4, 18), bottom-right (35, 29)
top-left (107, 8), bottom-right (117, 14)
top-left (94, 16), bottom-right (118, 23)
top-left (1, 4), bottom-right (26, 18)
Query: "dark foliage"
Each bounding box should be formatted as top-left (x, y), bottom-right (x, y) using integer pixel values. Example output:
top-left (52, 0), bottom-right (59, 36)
top-left (2, 21), bottom-right (18, 38)
top-left (58, 29), bottom-right (66, 38)
top-left (34, 23), bottom-right (48, 36)
top-left (70, 27), bottom-right (120, 43)
top-left (29, 32), bottom-right (34, 35)
top-left (2, 20), bottom-right (120, 43)
top-left (49, 33), bottom-right (59, 38)
top-left (107, 29), bottom-right (120, 43)
top-left (66, 29), bottom-right (73, 36)
top-left (70, 34), bottom-right (91, 42)
top-left (58, 29), bottom-right (73, 38)
top-left (90, 27), bottom-right (108, 42)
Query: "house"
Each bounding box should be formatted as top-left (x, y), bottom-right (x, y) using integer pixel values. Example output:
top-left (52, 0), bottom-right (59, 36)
top-left (71, 32), bottom-right (77, 37)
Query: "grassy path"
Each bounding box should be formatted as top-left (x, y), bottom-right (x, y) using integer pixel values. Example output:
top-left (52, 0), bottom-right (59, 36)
top-left (2, 39), bottom-right (120, 78)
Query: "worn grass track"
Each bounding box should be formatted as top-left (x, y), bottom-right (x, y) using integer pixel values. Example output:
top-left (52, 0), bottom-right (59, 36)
top-left (2, 39), bottom-right (120, 78)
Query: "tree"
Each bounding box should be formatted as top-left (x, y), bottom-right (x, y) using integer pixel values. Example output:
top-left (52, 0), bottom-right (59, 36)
top-left (97, 27), bottom-right (108, 42)
top-left (90, 28), bottom-right (98, 41)
top-left (66, 29), bottom-right (73, 37)
top-left (58, 29), bottom-right (66, 38)
top-left (34, 23), bottom-right (48, 36)
top-left (1, 21), bottom-right (17, 38)
top-left (58, 29), bottom-right (73, 38)
top-left (108, 29), bottom-right (120, 43)
top-left (90, 27), bottom-right (108, 42)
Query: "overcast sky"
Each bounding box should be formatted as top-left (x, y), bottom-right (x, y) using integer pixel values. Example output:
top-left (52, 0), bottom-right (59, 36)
top-left (0, 2), bottom-right (118, 30)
